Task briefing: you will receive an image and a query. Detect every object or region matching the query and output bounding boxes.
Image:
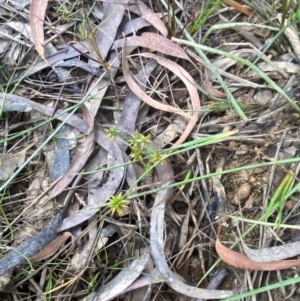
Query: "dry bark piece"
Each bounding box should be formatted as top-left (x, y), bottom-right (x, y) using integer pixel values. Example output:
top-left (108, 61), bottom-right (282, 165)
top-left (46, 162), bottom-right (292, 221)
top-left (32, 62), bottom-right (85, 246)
top-left (68, 217), bottom-right (98, 273)
top-left (47, 128), bottom-right (95, 201)
top-left (47, 124), bottom-right (71, 181)
top-left (0, 212), bottom-right (64, 276)
top-left (197, 269), bottom-right (229, 301)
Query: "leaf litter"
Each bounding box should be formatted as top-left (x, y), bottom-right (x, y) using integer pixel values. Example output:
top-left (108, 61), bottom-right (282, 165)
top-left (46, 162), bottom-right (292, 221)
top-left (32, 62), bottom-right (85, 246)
top-left (1, 0), bottom-right (300, 300)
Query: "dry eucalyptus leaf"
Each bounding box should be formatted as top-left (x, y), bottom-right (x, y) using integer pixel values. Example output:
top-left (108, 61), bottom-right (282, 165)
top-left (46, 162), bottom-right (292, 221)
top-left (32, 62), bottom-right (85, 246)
top-left (7, 21), bottom-right (33, 41)
top-left (123, 48), bottom-right (200, 146)
top-left (126, 0), bottom-right (167, 37)
top-left (0, 150), bottom-right (26, 181)
top-left (30, 0), bottom-right (48, 61)
top-left (0, 93), bottom-right (90, 133)
top-left (216, 228), bottom-right (300, 271)
top-left (83, 251), bottom-right (150, 301)
top-left (116, 13), bottom-right (166, 39)
top-left (0, 27), bottom-right (13, 55)
top-left (150, 161), bottom-right (233, 299)
top-left (30, 232), bottom-right (73, 263)
top-left (247, 62), bottom-right (300, 79)
top-left (278, 14), bottom-right (300, 61)
top-left (94, 0), bottom-right (125, 60)
top-left (241, 238), bottom-right (300, 263)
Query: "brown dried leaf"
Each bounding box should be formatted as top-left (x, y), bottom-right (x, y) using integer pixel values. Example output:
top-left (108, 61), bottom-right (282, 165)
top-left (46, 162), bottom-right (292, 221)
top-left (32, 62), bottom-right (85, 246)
top-left (122, 47), bottom-right (190, 119)
top-left (30, 0), bottom-right (48, 61)
top-left (222, 0), bottom-right (253, 16)
top-left (216, 229), bottom-right (300, 270)
top-left (117, 32), bottom-right (190, 60)
top-left (30, 232), bottom-right (73, 263)
top-left (140, 52), bottom-right (200, 145)
top-left (150, 163), bottom-right (234, 299)
top-left (0, 151), bottom-right (26, 181)
top-left (203, 69), bottom-right (226, 98)
top-left (126, 0), bottom-right (168, 37)
top-left (95, 0), bottom-right (125, 60)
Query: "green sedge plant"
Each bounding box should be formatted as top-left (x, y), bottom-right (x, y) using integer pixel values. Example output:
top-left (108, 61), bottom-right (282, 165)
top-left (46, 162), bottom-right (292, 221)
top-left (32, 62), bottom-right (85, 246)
top-left (189, 0), bottom-right (222, 35)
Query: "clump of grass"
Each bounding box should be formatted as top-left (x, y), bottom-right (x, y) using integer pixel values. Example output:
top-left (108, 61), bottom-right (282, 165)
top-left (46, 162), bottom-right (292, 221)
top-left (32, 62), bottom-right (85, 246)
top-left (128, 132), bottom-right (168, 170)
top-left (189, 0), bottom-right (222, 35)
top-left (107, 192), bottom-right (130, 216)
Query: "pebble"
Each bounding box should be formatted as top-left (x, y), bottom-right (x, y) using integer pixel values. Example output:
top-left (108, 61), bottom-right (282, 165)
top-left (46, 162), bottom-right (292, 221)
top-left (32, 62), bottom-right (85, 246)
top-left (232, 182), bottom-right (251, 205)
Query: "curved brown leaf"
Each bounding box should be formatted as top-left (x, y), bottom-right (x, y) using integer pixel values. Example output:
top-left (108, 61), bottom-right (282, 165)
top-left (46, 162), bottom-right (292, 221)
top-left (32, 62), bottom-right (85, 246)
top-left (123, 48), bottom-right (200, 146)
top-left (30, 0), bottom-right (48, 61)
top-left (140, 53), bottom-right (200, 146)
top-left (203, 69), bottom-right (226, 98)
top-left (117, 32), bottom-right (191, 60)
top-left (150, 164), bottom-right (234, 299)
top-left (216, 230), bottom-right (300, 271)
top-left (126, 0), bottom-right (168, 37)
top-left (122, 45), bottom-right (190, 118)
top-left (222, 0), bottom-right (253, 16)
top-left (30, 232), bottom-right (74, 263)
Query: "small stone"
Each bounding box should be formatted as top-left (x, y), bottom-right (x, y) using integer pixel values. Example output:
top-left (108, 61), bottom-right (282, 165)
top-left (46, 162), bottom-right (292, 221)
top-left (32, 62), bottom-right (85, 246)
top-left (244, 195), bottom-right (254, 209)
top-left (232, 183), bottom-right (251, 205)
top-left (284, 200), bottom-right (293, 211)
